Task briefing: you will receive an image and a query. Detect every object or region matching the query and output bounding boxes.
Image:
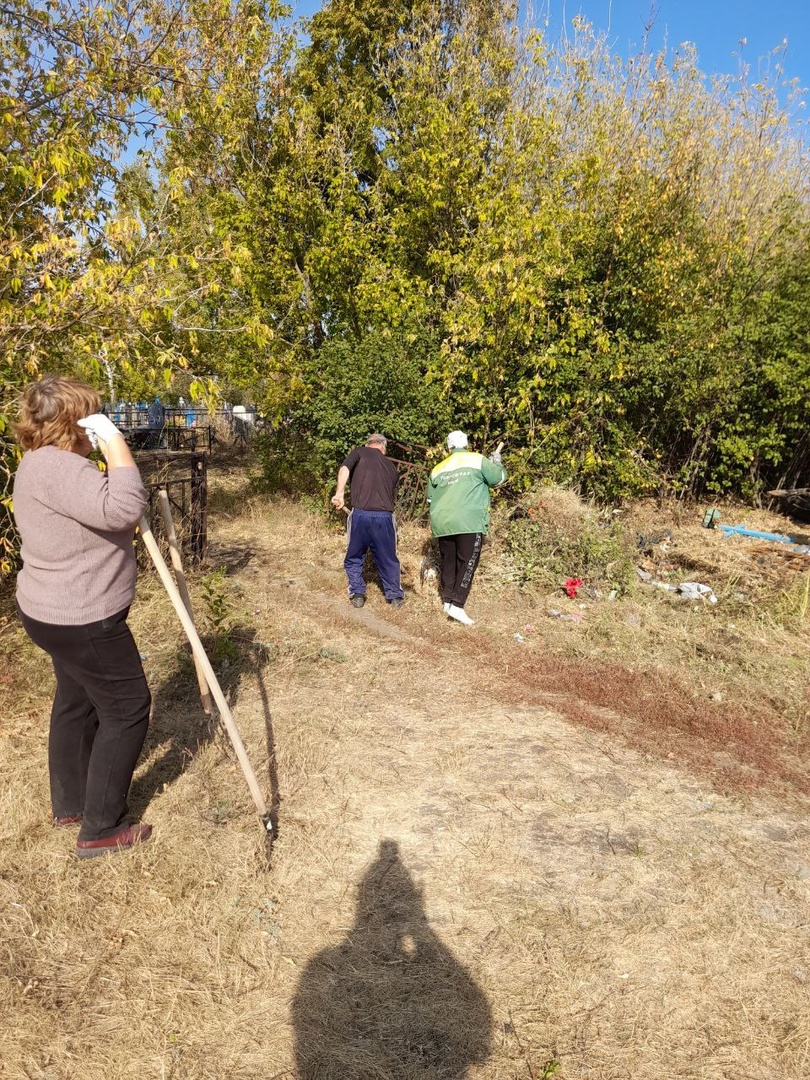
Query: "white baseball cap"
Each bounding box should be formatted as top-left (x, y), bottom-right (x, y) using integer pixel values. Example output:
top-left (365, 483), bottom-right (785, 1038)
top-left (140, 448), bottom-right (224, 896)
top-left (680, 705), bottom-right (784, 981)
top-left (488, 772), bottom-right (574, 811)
top-left (447, 430), bottom-right (468, 450)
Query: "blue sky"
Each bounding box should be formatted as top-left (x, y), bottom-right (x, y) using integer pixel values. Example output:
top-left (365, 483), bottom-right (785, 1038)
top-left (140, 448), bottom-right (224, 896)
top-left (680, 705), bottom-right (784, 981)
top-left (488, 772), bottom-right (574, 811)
top-left (536, 1), bottom-right (809, 91)
top-left (290, 0), bottom-right (810, 98)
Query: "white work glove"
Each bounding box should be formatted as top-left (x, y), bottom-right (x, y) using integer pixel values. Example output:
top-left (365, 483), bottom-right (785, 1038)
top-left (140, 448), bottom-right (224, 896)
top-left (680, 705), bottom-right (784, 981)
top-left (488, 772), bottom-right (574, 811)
top-left (490, 450), bottom-right (502, 465)
top-left (77, 413), bottom-right (124, 452)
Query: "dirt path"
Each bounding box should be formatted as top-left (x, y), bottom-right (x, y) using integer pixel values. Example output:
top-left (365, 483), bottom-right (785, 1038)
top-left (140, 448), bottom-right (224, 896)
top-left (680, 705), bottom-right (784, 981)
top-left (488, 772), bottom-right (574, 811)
top-left (203, 504), bottom-right (810, 1079)
top-left (2, 494), bottom-right (809, 1080)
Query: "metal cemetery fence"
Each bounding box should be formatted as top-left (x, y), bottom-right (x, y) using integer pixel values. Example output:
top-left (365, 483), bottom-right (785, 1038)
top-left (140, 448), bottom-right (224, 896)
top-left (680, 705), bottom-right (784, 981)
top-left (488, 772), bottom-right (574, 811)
top-left (114, 406), bottom-right (225, 452)
top-left (384, 440), bottom-right (431, 521)
top-left (135, 451), bottom-right (208, 566)
top-left (112, 403), bottom-right (257, 452)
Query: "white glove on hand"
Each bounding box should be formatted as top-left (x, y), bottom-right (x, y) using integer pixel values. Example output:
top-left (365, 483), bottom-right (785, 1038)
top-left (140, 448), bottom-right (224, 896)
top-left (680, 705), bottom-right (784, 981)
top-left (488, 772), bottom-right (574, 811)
top-left (77, 414), bottom-right (123, 452)
top-left (490, 450), bottom-right (502, 464)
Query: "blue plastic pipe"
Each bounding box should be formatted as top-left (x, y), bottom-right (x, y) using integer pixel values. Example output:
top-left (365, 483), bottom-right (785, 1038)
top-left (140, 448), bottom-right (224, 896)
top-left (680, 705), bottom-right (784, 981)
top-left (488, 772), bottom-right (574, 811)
top-left (717, 524), bottom-right (810, 553)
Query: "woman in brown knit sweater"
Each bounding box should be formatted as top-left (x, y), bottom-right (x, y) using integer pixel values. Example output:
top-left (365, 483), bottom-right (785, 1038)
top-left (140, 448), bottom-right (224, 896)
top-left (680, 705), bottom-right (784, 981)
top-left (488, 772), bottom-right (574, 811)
top-left (13, 375), bottom-right (153, 858)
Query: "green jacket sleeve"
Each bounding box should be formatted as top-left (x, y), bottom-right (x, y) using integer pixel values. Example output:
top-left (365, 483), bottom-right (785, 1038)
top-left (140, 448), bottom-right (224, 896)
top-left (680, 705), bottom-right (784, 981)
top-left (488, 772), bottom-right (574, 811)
top-left (482, 457), bottom-right (507, 488)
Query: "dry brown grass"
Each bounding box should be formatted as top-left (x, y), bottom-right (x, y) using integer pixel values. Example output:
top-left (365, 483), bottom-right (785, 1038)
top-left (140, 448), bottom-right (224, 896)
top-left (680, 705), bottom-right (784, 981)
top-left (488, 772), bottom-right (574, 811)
top-left (1, 469), bottom-right (809, 1079)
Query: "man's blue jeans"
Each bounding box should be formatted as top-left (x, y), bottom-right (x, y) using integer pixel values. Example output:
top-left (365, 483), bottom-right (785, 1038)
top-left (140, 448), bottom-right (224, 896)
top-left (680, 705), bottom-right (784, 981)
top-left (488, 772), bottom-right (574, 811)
top-left (344, 509), bottom-right (404, 601)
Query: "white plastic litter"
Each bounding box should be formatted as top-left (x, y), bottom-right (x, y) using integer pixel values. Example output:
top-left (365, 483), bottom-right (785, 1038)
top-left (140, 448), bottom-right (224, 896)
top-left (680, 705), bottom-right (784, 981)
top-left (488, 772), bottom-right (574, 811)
top-left (677, 582), bottom-right (717, 603)
top-left (637, 566), bottom-right (718, 603)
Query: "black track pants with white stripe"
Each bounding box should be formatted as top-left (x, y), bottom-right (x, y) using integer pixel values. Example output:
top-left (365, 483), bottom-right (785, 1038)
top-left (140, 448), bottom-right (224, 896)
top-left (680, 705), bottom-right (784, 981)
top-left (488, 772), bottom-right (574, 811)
top-left (437, 533), bottom-right (483, 608)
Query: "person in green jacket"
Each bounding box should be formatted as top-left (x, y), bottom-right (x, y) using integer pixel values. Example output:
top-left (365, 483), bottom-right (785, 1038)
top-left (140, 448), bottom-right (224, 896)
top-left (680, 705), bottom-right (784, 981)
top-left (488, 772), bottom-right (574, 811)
top-left (427, 430), bottom-right (507, 626)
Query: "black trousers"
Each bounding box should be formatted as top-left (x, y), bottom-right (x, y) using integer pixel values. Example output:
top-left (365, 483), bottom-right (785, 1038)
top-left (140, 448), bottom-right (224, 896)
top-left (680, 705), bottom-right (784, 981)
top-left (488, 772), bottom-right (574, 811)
top-left (18, 605), bottom-right (151, 841)
top-left (438, 533), bottom-right (483, 608)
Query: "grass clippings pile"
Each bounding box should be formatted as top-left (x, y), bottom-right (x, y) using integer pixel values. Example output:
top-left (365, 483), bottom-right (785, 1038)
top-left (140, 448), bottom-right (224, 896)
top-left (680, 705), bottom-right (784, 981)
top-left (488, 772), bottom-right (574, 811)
top-left (1, 468), bottom-right (809, 1080)
top-left (498, 484), bottom-right (636, 594)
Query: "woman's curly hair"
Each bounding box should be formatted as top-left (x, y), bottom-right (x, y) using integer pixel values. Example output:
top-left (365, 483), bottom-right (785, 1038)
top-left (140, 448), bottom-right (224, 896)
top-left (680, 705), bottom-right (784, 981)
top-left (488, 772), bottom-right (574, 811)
top-left (13, 375), bottom-right (101, 452)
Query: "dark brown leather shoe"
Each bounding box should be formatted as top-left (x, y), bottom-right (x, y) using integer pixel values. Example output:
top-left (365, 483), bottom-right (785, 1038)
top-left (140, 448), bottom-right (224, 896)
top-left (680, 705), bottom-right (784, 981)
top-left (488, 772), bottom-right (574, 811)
top-left (54, 814), bottom-right (83, 827)
top-left (75, 823), bottom-right (152, 859)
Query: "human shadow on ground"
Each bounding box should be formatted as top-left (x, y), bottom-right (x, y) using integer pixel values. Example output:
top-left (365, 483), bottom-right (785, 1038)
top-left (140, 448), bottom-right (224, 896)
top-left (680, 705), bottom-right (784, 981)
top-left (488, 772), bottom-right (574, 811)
top-left (222, 627), bottom-right (281, 858)
top-left (291, 839), bottom-right (492, 1079)
top-left (197, 625), bottom-right (280, 864)
top-left (130, 627), bottom-right (279, 858)
top-left (128, 637), bottom-right (218, 818)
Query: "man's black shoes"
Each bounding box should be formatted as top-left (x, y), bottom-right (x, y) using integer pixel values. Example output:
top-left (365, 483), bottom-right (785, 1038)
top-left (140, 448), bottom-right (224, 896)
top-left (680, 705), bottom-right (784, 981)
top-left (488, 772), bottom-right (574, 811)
top-left (350, 594), bottom-right (404, 608)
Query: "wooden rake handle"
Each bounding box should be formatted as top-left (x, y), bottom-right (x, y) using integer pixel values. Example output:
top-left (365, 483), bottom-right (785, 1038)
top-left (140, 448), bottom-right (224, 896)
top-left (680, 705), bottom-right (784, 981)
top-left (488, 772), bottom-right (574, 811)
top-left (139, 514), bottom-right (270, 826)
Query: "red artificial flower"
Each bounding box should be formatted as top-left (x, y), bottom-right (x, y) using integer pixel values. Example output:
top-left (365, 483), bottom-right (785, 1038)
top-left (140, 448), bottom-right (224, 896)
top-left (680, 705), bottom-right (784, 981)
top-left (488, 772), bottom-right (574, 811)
top-left (563, 576), bottom-right (583, 598)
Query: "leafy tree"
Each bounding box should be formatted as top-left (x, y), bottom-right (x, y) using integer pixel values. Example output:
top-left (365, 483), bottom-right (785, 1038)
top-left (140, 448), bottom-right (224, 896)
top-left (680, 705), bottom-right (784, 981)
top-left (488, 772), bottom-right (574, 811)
top-left (0, 0), bottom-right (191, 567)
top-left (4, 0), bottom-right (810, 576)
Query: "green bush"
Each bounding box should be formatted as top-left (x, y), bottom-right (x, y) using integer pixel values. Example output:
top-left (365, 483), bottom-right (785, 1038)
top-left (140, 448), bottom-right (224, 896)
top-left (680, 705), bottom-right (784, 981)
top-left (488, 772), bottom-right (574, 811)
top-left (254, 427), bottom-right (325, 498)
top-left (257, 327), bottom-right (451, 494)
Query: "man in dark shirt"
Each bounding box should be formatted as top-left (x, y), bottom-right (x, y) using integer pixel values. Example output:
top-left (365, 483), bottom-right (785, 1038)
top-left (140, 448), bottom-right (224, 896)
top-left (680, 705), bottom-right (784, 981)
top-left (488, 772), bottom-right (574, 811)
top-left (331, 434), bottom-right (405, 608)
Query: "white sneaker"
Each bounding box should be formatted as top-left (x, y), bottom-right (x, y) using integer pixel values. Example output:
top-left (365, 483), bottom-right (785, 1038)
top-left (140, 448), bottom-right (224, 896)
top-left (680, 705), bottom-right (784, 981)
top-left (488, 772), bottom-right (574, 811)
top-left (448, 604), bottom-right (474, 626)
top-left (443, 602), bottom-right (451, 614)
